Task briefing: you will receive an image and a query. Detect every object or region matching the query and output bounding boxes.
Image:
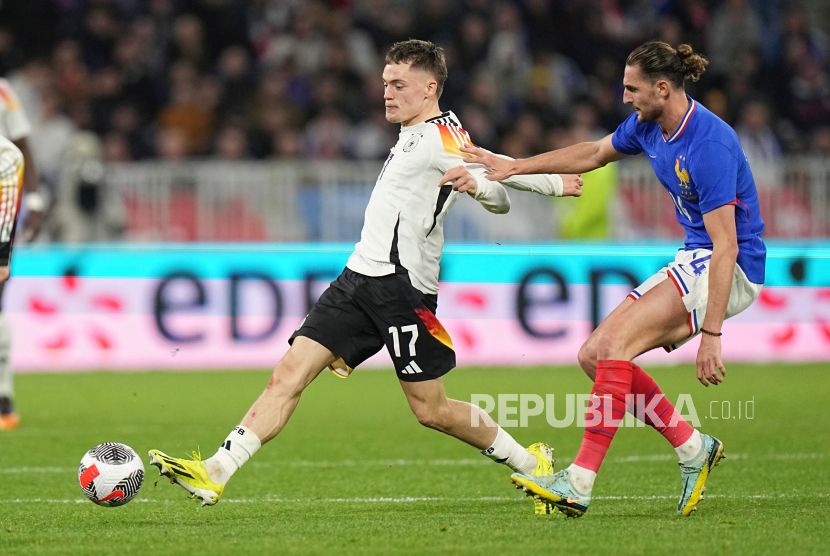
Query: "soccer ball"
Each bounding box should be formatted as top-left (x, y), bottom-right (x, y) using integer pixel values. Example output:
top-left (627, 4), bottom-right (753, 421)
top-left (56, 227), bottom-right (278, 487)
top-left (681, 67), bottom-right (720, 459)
top-left (78, 442), bottom-right (144, 507)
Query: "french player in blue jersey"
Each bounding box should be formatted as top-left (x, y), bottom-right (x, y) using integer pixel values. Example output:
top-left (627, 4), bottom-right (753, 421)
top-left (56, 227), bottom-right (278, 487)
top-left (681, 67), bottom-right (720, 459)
top-left (459, 42), bottom-right (765, 517)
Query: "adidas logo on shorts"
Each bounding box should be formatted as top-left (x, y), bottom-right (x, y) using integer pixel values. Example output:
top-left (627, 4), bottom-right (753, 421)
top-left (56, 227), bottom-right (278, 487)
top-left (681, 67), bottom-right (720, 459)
top-left (401, 361), bottom-right (423, 374)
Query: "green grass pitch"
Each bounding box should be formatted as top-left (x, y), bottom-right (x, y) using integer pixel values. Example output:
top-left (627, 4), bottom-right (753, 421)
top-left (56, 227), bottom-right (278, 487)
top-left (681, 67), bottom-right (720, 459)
top-left (1, 364), bottom-right (828, 555)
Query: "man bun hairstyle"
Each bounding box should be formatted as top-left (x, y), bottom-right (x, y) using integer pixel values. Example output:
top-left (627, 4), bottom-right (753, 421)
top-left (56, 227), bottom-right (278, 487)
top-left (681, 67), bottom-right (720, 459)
top-left (626, 41), bottom-right (708, 89)
top-left (385, 39), bottom-right (448, 98)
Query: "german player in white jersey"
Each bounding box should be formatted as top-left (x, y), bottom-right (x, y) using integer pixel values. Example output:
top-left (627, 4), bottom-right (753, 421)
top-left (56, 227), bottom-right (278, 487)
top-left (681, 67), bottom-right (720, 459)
top-left (0, 78), bottom-right (44, 430)
top-left (0, 135), bottom-right (24, 277)
top-left (0, 137), bottom-right (25, 336)
top-left (149, 40), bottom-right (584, 507)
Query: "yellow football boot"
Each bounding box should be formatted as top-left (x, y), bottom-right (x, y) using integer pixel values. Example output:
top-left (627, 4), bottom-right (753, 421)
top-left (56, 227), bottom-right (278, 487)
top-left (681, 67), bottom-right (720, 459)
top-left (149, 449), bottom-right (224, 506)
top-left (678, 434), bottom-right (726, 516)
top-left (525, 442), bottom-right (557, 515)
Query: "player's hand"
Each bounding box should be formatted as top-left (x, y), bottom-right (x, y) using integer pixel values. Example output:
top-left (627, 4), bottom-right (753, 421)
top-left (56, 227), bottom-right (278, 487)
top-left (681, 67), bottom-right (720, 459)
top-left (22, 209), bottom-right (44, 242)
top-left (461, 146), bottom-right (515, 181)
top-left (0, 265), bottom-right (9, 283)
top-left (695, 334), bottom-right (725, 387)
top-left (561, 174), bottom-right (583, 197)
top-left (438, 166), bottom-right (479, 195)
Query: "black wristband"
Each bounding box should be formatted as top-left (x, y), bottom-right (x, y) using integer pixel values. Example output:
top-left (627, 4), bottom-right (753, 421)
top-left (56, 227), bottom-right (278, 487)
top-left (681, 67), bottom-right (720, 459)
top-left (700, 328), bottom-right (722, 337)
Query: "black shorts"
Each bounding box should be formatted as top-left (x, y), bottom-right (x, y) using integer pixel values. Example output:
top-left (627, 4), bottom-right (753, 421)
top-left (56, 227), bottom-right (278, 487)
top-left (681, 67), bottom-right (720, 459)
top-left (290, 268), bottom-right (455, 382)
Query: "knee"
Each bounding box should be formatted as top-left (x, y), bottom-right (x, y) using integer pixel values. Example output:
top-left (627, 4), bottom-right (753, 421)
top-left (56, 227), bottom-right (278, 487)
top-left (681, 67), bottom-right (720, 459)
top-left (270, 356), bottom-right (310, 393)
top-left (595, 327), bottom-right (628, 361)
top-left (577, 342), bottom-right (597, 381)
top-left (411, 404), bottom-right (449, 432)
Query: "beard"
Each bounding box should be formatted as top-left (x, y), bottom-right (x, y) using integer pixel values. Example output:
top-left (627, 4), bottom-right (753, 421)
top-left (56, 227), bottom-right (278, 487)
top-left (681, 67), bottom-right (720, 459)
top-left (636, 104), bottom-right (662, 123)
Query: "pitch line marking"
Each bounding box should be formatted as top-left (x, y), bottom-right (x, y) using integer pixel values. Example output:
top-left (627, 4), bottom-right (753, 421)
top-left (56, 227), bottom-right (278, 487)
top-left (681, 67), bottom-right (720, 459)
top-left (2, 452), bottom-right (827, 475)
top-left (1, 493), bottom-right (828, 505)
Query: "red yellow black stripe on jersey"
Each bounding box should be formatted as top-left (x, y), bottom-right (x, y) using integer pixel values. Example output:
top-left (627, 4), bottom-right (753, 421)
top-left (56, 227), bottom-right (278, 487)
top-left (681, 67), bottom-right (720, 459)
top-left (435, 123), bottom-right (473, 158)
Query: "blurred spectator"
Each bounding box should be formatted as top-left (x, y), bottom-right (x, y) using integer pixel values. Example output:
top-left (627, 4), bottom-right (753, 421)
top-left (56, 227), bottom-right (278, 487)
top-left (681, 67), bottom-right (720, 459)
top-left (457, 14), bottom-right (490, 69)
top-left (487, 2), bottom-right (531, 107)
top-left (770, 6), bottom-right (828, 70)
top-left (156, 127), bottom-right (190, 162)
top-left (328, 12), bottom-right (378, 80)
top-left (218, 46), bottom-right (255, 117)
top-left (110, 104), bottom-right (154, 160)
top-left (102, 132), bottom-right (133, 162)
top-left (29, 87), bottom-right (76, 187)
top-left (214, 123), bottom-right (249, 161)
top-left (737, 101), bottom-right (783, 165)
top-left (569, 101), bottom-right (608, 141)
top-left (706, 0), bottom-right (763, 78)
top-left (49, 132), bottom-right (125, 242)
top-left (459, 105), bottom-right (498, 151)
top-left (350, 110), bottom-right (395, 160)
top-left (272, 129), bottom-right (302, 160)
top-left (786, 55), bottom-right (830, 131)
top-left (0, 0), bottom-right (823, 166)
top-left (172, 15), bottom-right (208, 71)
top-left (810, 126), bottom-right (830, 156)
top-left (736, 100), bottom-right (783, 189)
top-left (667, 0), bottom-right (710, 48)
top-left (156, 76), bottom-right (215, 155)
top-left (414, 0), bottom-right (458, 44)
top-left (703, 89), bottom-right (729, 122)
top-left (6, 59), bottom-right (52, 123)
top-left (79, 6), bottom-right (119, 71)
top-left (263, 3), bottom-right (329, 76)
top-left (303, 106), bottom-right (350, 159)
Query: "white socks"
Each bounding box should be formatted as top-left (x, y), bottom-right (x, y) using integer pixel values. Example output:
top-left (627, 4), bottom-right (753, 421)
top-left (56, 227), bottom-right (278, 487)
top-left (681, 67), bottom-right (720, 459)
top-left (479, 426), bottom-right (537, 475)
top-left (675, 429), bottom-right (703, 463)
top-left (0, 313), bottom-right (12, 399)
top-left (566, 464), bottom-right (596, 495)
top-left (204, 425), bottom-right (261, 484)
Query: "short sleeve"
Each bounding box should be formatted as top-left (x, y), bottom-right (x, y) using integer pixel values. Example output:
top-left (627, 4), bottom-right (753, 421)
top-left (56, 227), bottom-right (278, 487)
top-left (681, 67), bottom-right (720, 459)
top-left (0, 81), bottom-right (32, 140)
top-left (611, 112), bottom-right (644, 156)
top-left (692, 140), bottom-right (739, 213)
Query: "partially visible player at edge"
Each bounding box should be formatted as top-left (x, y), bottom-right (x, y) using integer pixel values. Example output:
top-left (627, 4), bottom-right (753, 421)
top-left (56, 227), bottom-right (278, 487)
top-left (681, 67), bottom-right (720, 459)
top-left (460, 42), bottom-right (765, 518)
top-left (148, 39), bottom-right (584, 508)
top-left (0, 77), bottom-right (45, 431)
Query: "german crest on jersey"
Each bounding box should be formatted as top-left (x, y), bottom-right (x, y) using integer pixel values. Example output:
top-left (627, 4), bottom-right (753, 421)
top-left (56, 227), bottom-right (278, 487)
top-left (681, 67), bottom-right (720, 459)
top-left (403, 134), bottom-right (421, 152)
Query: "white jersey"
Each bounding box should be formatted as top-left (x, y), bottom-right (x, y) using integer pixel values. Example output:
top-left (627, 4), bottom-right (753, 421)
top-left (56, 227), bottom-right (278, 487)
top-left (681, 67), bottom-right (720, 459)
top-left (0, 135), bottom-right (24, 264)
top-left (0, 79), bottom-right (32, 141)
top-left (347, 110), bottom-right (564, 295)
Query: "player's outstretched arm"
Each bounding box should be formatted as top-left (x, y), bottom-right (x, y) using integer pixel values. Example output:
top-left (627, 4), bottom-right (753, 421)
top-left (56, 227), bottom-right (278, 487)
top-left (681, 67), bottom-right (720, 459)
top-left (491, 153), bottom-right (584, 197)
top-left (462, 134), bottom-right (626, 181)
top-left (696, 204), bottom-right (739, 387)
top-left (438, 164), bottom-right (510, 214)
top-left (440, 149), bottom-right (583, 197)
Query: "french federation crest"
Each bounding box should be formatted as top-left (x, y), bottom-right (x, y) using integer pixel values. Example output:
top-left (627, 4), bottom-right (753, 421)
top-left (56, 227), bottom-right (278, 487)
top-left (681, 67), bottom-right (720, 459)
top-left (675, 156), bottom-right (691, 189)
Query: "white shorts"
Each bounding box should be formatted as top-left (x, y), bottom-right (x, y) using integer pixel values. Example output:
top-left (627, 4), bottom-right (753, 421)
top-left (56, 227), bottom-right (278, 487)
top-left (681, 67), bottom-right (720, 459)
top-left (628, 248), bottom-right (763, 352)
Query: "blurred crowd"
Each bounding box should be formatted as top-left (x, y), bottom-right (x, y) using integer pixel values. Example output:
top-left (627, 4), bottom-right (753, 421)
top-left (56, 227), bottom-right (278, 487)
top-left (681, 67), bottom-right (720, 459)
top-left (1, 0), bottom-right (829, 188)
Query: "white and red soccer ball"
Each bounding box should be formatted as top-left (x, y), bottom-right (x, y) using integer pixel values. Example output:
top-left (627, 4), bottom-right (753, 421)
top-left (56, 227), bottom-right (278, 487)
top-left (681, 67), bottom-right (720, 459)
top-left (78, 443), bottom-right (144, 507)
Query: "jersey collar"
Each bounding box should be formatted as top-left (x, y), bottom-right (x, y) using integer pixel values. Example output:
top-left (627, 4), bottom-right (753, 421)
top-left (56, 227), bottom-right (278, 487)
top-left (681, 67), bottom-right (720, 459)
top-left (663, 95), bottom-right (696, 143)
top-left (422, 111), bottom-right (460, 127)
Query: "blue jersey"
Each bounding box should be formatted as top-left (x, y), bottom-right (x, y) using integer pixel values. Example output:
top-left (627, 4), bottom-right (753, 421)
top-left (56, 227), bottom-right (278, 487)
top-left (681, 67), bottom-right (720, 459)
top-left (611, 96), bottom-right (766, 283)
